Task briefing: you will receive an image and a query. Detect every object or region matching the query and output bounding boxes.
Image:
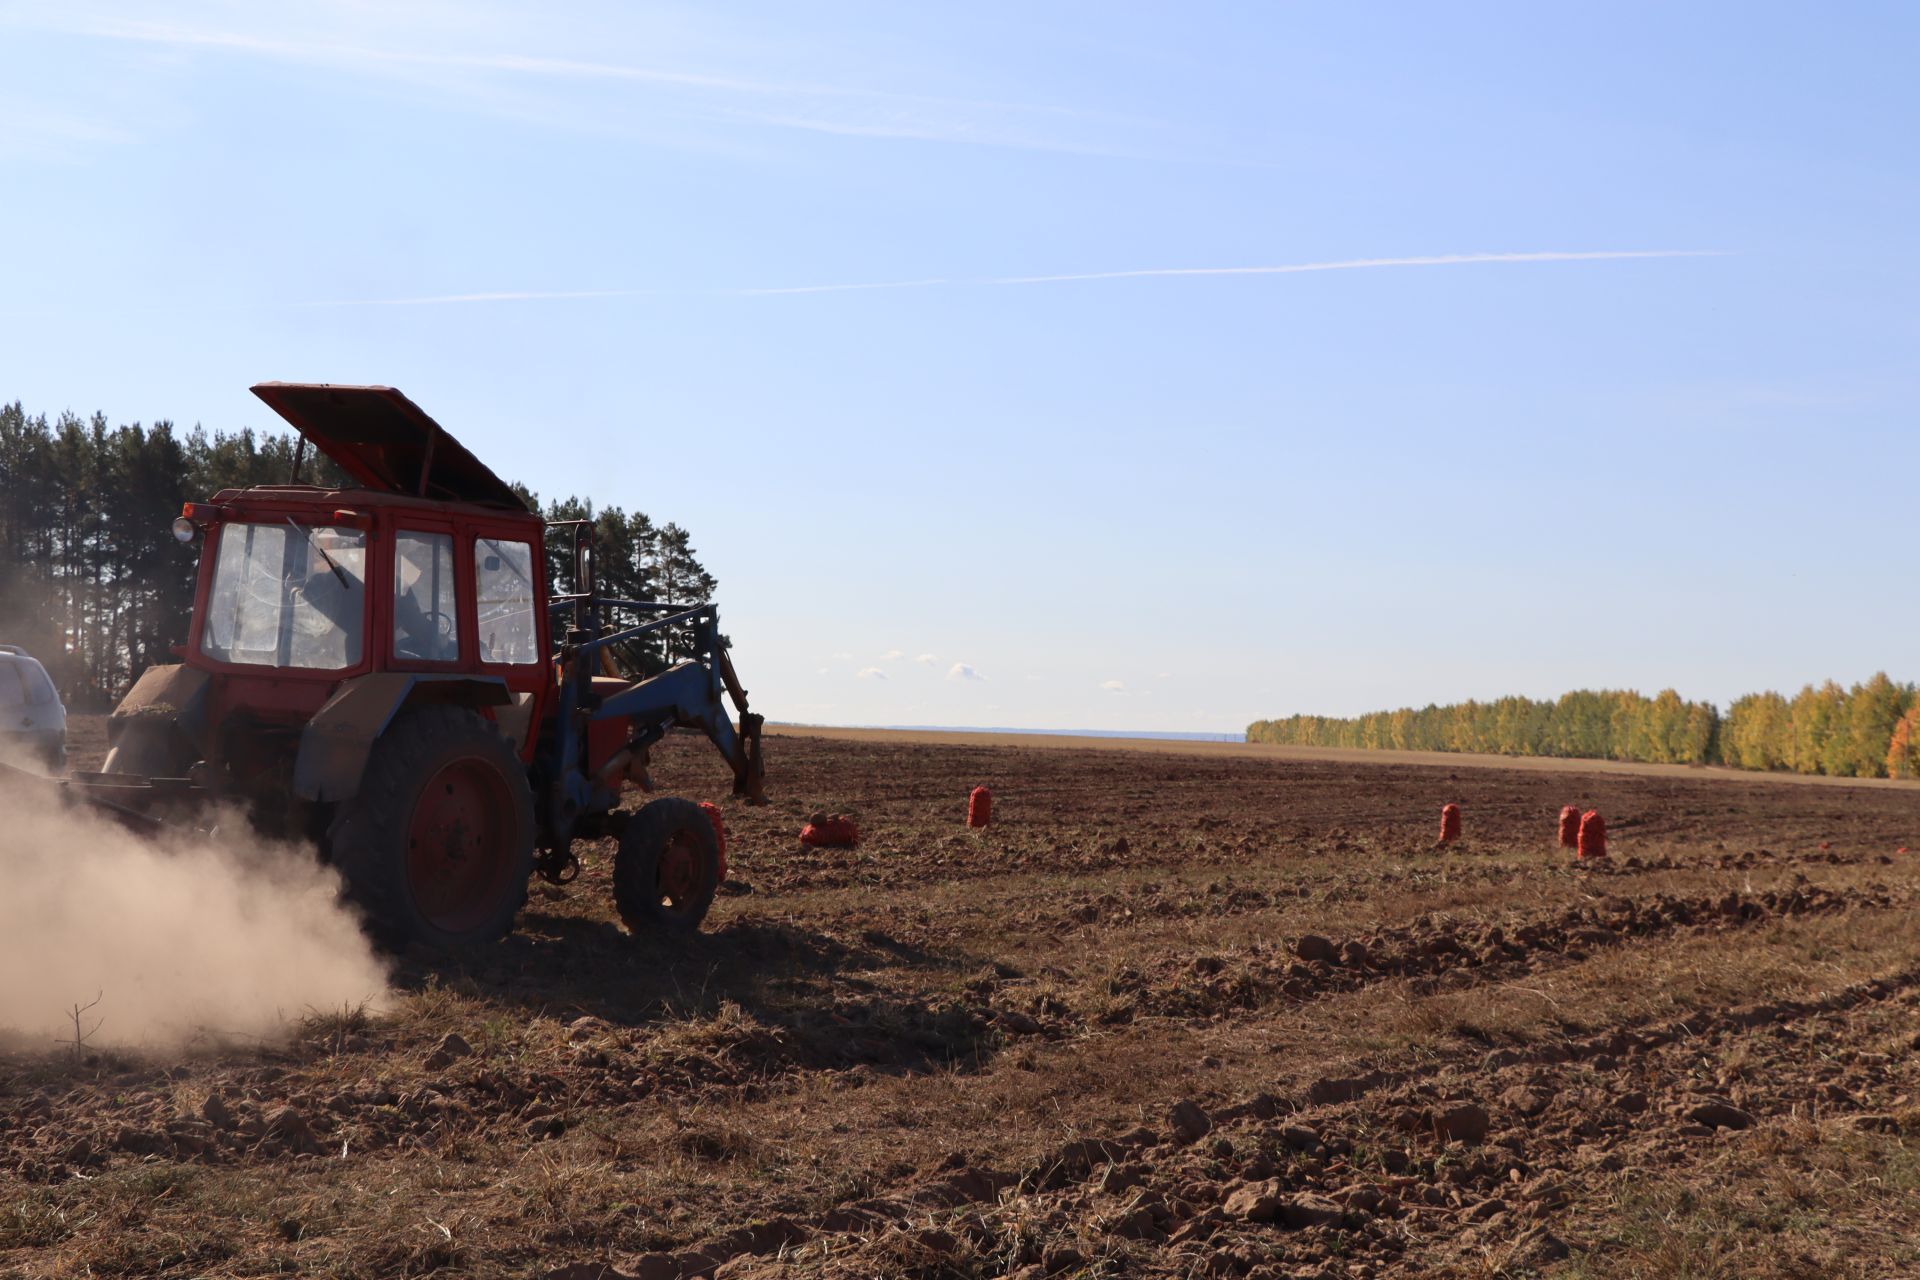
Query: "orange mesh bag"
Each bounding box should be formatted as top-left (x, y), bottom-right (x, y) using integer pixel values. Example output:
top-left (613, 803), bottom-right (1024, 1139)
top-left (1558, 805), bottom-right (1581, 849)
top-left (967, 786), bottom-right (993, 828)
top-left (698, 801), bottom-right (728, 880)
top-left (799, 814), bottom-right (860, 848)
top-left (1577, 810), bottom-right (1607, 860)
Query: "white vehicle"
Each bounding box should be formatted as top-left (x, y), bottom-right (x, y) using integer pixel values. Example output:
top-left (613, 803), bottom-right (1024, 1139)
top-left (0, 645), bottom-right (67, 772)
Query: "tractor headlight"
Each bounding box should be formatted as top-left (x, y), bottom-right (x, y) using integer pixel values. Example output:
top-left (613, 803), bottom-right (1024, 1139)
top-left (171, 516), bottom-right (197, 543)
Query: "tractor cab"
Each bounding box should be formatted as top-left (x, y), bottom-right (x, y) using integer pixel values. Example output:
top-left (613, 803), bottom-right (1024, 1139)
top-left (170, 483), bottom-right (554, 782)
top-left (128, 384), bottom-right (557, 811)
top-left (51, 383), bottom-right (767, 950)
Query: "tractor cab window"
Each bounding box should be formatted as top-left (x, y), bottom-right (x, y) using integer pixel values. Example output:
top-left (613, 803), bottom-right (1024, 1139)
top-left (200, 522), bottom-right (366, 670)
top-left (474, 538), bottom-right (539, 665)
top-left (393, 532), bottom-right (462, 662)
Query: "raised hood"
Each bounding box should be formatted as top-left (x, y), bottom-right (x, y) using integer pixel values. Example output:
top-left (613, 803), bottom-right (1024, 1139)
top-left (250, 382), bottom-right (527, 512)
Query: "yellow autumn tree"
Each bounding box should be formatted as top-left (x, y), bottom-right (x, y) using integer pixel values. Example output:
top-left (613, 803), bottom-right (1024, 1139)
top-left (1888, 707), bottom-right (1920, 780)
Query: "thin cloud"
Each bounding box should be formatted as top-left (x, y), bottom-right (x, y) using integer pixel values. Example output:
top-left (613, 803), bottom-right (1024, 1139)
top-left (1101, 680), bottom-right (1127, 693)
top-left (322, 289), bottom-right (656, 307)
top-left (878, 649), bottom-right (904, 662)
top-left (857, 667), bottom-right (887, 680)
top-left (948, 663), bottom-right (985, 682)
top-left (915, 653), bottom-right (938, 665)
top-left (307, 280), bottom-right (949, 307)
top-left (27, 11), bottom-right (1152, 157)
top-left (306, 251), bottom-right (1723, 308)
top-left (66, 14), bottom-right (1119, 115)
top-left (978, 250), bottom-right (1721, 286)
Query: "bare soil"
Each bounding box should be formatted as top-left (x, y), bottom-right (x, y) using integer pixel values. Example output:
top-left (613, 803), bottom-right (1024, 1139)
top-left (4, 719), bottom-right (1918, 1278)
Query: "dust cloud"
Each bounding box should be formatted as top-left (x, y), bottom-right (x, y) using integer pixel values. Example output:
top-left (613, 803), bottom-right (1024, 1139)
top-left (0, 783), bottom-right (390, 1052)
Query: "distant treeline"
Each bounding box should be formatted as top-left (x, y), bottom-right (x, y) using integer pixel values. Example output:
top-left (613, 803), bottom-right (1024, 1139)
top-left (0, 401), bottom-right (714, 709)
top-left (1248, 675), bottom-right (1920, 781)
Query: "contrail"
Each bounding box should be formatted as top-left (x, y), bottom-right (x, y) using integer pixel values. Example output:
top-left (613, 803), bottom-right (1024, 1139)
top-left (979, 250), bottom-right (1723, 285)
top-left (311, 250), bottom-right (1723, 307)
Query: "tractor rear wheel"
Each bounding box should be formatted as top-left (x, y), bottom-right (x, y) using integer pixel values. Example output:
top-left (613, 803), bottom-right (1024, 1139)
top-left (613, 798), bottom-right (720, 937)
top-left (329, 707), bottom-right (534, 949)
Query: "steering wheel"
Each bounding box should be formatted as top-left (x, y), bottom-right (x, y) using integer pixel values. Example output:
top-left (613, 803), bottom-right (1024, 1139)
top-left (425, 610), bottom-right (455, 640)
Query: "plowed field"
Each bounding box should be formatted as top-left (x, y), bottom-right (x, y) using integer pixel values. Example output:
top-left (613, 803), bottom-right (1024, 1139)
top-left (4, 720), bottom-right (1919, 1279)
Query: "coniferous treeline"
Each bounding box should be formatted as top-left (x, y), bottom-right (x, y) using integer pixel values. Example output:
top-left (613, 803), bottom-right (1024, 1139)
top-left (0, 402), bottom-right (715, 709)
top-left (1249, 675), bottom-right (1920, 780)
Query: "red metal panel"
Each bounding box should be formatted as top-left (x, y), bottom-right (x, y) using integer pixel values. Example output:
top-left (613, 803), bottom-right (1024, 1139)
top-left (586, 676), bottom-right (632, 778)
top-left (250, 383), bottom-right (527, 512)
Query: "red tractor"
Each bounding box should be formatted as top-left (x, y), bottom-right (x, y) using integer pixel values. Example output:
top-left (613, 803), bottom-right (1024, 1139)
top-left (14, 383), bottom-right (766, 947)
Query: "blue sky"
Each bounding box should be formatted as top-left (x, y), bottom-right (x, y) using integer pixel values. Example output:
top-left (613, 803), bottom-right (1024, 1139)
top-left (2, 2), bottom-right (1915, 732)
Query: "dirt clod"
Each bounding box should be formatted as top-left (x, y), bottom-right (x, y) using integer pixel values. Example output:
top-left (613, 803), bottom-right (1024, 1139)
top-left (1168, 1099), bottom-right (1212, 1144)
top-left (1435, 1103), bottom-right (1491, 1143)
top-left (424, 1031), bottom-right (474, 1070)
top-left (201, 1092), bottom-right (236, 1130)
top-left (1224, 1179), bottom-right (1282, 1221)
top-left (263, 1105), bottom-right (319, 1154)
top-left (1279, 1192), bottom-right (1346, 1229)
top-left (996, 1009), bottom-right (1043, 1035)
top-left (1295, 935), bottom-right (1336, 963)
top-left (1686, 1100), bottom-right (1755, 1130)
top-left (1514, 1226), bottom-right (1572, 1264)
top-left (1041, 1244), bottom-right (1086, 1273)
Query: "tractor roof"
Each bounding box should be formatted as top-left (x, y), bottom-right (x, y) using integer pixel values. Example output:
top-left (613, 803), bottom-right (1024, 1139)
top-left (251, 383), bottom-right (528, 512)
top-left (204, 484), bottom-right (543, 527)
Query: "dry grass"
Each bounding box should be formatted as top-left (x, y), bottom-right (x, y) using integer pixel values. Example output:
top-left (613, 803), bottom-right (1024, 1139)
top-left (1562, 1124), bottom-right (1920, 1279)
top-left (3, 726), bottom-right (1918, 1277)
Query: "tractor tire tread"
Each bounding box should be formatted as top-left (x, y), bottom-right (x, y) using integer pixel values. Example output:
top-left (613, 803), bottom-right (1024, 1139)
top-left (329, 705), bottom-right (534, 949)
top-left (613, 797), bottom-right (721, 937)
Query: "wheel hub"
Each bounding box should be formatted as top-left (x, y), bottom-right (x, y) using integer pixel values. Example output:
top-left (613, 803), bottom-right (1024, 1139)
top-left (407, 758), bottom-right (513, 934)
top-left (658, 831), bottom-right (700, 906)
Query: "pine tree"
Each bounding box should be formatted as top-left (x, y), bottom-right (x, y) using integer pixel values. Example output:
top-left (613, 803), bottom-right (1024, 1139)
top-left (0, 400), bottom-right (717, 704)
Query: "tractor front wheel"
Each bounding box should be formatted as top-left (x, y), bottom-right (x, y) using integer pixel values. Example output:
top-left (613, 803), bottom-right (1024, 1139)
top-left (329, 707), bottom-right (535, 949)
top-left (613, 798), bottom-right (721, 937)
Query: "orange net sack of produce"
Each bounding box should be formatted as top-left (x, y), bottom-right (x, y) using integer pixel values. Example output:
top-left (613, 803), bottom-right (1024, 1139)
top-left (1577, 810), bottom-right (1607, 860)
top-left (698, 801), bottom-right (728, 880)
top-left (1558, 805), bottom-right (1581, 849)
top-left (799, 814), bottom-right (860, 848)
top-left (967, 786), bottom-right (993, 828)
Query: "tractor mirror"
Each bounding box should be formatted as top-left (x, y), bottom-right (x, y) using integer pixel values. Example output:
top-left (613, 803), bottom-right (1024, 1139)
top-left (484, 555), bottom-right (502, 572)
top-left (575, 541), bottom-right (595, 592)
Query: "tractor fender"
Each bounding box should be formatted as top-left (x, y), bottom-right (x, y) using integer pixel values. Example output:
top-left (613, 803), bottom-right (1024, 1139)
top-left (294, 673), bottom-right (512, 803)
top-left (109, 664), bottom-right (212, 751)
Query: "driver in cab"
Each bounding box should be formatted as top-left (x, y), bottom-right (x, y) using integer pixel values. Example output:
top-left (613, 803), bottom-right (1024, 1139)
top-left (287, 529), bottom-right (365, 667)
top-left (392, 538), bottom-right (459, 662)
